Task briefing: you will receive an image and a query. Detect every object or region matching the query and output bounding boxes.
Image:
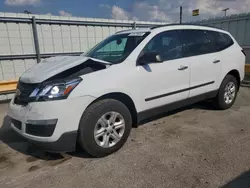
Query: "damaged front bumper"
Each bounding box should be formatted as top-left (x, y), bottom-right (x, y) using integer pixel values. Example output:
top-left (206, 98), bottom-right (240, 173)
top-left (8, 95), bottom-right (96, 152)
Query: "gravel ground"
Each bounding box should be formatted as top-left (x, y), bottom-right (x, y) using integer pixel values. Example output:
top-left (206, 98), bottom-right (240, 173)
top-left (0, 87), bottom-right (250, 188)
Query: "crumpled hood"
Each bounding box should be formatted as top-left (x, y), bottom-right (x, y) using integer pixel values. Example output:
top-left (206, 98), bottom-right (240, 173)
top-left (19, 56), bottom-right (109, 83)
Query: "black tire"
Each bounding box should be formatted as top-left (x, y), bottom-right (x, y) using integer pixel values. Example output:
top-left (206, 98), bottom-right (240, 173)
top-left (78, 99), bottom-right (132, 157)
top-left (213, 75), bottom-right (238, 110)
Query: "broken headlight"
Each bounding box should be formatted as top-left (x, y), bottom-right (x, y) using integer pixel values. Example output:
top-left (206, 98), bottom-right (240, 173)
top-left (29, 78), bottom-right (82, 101)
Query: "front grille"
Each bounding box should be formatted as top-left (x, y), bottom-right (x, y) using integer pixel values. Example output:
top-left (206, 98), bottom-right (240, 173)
top-left (11, 119), bottom-right (22, 130)
top-left (14, 81), bottom-right (39, 106)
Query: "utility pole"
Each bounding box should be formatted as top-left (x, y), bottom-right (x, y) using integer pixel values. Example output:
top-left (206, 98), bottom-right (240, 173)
top-left (222, 8), bottom-right (229, 16)
top-left (180, 6), bottom-right (182, 24)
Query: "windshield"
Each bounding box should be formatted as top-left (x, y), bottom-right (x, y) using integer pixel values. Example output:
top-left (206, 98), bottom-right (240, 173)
top-left (83, 32), bottom-right (149, 64)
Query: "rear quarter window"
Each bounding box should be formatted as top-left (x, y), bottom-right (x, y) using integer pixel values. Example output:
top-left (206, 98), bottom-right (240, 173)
top-left (212, 31), bottom-right (234, 51)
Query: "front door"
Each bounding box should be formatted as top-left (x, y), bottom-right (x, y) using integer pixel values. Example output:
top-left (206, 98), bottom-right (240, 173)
top-left (135, 30), bottom-right (190, 112)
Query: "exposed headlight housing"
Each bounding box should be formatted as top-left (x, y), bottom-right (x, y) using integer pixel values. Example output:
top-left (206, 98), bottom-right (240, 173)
top-left (29, 78), bottom-right (82, 101)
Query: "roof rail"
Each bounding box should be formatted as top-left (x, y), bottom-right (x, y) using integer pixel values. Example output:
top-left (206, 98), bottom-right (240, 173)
top-left (150, 23), bottom-right (222, 30)
top-left (115, 29), bottom-right (134, 34)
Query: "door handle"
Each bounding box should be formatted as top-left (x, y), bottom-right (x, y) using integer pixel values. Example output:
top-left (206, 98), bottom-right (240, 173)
top-left (178, 65), bottom-right (188, 71)
top-left (213, 60), bottom-right (220, 64)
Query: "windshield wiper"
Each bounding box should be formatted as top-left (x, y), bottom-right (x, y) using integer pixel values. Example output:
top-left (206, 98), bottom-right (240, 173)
top-left (89, 57), bottom-right (113, 65)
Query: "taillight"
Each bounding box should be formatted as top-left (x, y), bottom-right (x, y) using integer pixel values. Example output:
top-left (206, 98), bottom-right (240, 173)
top-left (242, 49), bottom-right (246, 56)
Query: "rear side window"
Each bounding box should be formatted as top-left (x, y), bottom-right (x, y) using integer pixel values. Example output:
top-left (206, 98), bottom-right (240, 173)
top-left (178, 29), bottom-right (234, 58)
top-left (178, 30), bottom-right (215, 57)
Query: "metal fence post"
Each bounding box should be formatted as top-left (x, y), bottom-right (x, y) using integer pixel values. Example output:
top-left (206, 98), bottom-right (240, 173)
top-left (32, 16), bottom-right (41, 63)
top-left (180, 6), bottom-right (182, 24)
top-left (133, 21), bottom-right (136, 29)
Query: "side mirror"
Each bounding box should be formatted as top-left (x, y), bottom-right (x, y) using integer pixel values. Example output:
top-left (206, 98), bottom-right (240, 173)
top-left (137, 52), bottom-right (163, 65)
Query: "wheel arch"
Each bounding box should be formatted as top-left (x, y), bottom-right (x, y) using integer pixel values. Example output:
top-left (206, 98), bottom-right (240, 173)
top-left (226, 69), bottom-right (241, 90)
top-left (88, 92), bottom-right (138, 127)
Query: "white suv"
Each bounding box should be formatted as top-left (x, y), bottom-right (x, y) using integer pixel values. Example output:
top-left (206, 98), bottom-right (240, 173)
top-left (8, 24), bottom-right (245, 157)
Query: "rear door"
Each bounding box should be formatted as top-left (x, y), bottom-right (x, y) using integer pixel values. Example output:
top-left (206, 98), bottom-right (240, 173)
top-left (178, 29), bottom-right (222, 97)
top-left (211, 31), bottom-right (236, 85)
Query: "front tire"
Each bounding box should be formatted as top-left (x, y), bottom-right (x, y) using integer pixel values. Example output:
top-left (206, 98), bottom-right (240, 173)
top-left (213, 75), bottom-right (238, 110)
top-left (78, 99), bottom-right (132, 157)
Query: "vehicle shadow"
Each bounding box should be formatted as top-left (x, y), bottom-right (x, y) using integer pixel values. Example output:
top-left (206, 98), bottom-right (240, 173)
top-left (222, 170), bottom-right (250, 188)
top-left (0, 115), bottom-right (91, 160)
top-left (0, 101), bottom-right (216, 160)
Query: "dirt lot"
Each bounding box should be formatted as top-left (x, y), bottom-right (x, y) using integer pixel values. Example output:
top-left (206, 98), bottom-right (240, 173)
top-left (0, 87), bottom-right (250, 188)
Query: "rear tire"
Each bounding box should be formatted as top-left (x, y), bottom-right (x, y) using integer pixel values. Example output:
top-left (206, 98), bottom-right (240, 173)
top-left (213, 75), bottom-right (238, 110)
top-left (78, 99), bottom-right (132, 157)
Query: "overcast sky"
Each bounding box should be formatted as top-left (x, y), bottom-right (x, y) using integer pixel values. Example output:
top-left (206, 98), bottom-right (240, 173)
top-left (1, 0), bottom-right (250, 22)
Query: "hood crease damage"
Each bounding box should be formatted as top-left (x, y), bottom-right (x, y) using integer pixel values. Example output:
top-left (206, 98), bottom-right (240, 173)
top-left (46, 59), bottom-right (107, 81)
top-left (19, 56), bottom-right (109, 83)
